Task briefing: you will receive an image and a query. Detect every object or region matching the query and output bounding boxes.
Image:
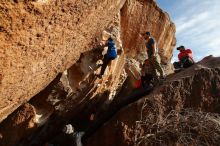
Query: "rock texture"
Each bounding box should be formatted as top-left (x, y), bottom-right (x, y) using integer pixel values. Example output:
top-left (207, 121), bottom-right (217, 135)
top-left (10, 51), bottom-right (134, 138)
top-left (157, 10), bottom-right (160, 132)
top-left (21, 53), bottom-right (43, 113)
top-left (0, 0), bottom-right (126, 122)
top-left (0, 103), bottom-right (37, 146)
top-left (0, 0), bottom-right (177, 145)
top-left (0, 0), bottom-right (175, 123)
top-left (86, 56), bottom-right (220, 146)
top-left (0, 13), bottom-right (127, 146)
top-left (121, 0), bottom-right (176, 64)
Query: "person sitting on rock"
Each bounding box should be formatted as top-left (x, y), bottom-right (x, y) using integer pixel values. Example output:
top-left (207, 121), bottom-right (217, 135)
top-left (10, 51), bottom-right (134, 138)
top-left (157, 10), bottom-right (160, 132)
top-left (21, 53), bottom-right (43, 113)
top-left (97, 37), bottom-right (117, 78)
top-left (141, 31), bottom-right (165, 80)
top-left (140, 59), bottom-right (155, 87)
top-left (134, 58), bottom-right (157, 88)
top-left (173, 45), bottom-right (195, 70)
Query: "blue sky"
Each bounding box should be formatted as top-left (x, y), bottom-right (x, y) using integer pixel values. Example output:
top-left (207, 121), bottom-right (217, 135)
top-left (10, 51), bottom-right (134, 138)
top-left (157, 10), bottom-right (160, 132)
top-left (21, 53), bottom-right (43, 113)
top-left (156, 0), bottom-right (220, 62)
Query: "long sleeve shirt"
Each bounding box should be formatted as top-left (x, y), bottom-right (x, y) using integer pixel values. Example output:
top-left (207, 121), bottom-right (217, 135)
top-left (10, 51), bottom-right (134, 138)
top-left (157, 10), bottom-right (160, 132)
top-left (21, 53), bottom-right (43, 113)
top-left (178, 49), bottom-right (193, 61)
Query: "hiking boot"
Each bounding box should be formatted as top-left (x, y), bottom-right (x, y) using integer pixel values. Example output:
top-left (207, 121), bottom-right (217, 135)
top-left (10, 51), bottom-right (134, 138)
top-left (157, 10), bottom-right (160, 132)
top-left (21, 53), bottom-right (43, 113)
top-left (63, 124), bottom-right (74, 134)
top-left (72, 131), bottom-right (85, 146)
top-left (174, 68), bottom-right (183, 73)
top-left (160, 74), bottom-right (166, 80)
top-left (143, 83), bottom-right (154, 91)
top-left (88, 66), bottom-right (93, 71)
top-left (95, 74), bottom-right (102, 79)
top-left (158, 79), bottom-right (164, 85)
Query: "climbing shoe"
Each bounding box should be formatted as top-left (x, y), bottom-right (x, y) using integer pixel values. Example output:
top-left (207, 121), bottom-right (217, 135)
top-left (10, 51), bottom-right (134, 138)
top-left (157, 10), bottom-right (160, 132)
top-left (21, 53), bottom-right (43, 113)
top-left (72, 131), bottom-right (85, 146)
top-left (63, 124), bottom-right (74, 134)
top-left (95, 74), bottom-right (102, 79)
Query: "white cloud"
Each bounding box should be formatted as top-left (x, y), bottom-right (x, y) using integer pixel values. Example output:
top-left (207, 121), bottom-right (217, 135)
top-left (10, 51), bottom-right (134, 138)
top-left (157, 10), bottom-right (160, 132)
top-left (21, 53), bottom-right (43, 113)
top-left (176, 12), bottom-right (209, 34)
top-left (157, 0), bottom-right (220, 61)
top-left (172, 0), bottom-right (220, 61)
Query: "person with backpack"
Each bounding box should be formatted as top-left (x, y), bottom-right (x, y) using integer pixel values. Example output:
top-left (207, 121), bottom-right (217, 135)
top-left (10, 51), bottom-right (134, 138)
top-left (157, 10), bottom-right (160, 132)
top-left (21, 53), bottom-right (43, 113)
top-left (173, 45), bottom-right (195, 70)
top-left (134, 58), bottom-right (155, 89)
top-left (98, 37), bottom-right (117, 78)
top-left (141, 31), bottom-right (165, 80)
top-left (140, 59), bottom-right (155, 87)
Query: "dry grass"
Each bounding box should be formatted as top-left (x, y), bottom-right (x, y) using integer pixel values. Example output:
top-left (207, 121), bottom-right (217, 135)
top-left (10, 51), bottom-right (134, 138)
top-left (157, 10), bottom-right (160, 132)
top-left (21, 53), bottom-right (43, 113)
top-left (134, 99), bottom-right (220, 146)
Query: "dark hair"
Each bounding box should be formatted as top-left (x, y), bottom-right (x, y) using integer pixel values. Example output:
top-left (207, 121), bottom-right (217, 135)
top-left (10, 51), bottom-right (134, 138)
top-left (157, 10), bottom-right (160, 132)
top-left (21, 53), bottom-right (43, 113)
top-left (108, 37), bottom-right (113, 41)
top-left (177, 45), bottom-right (185, 50)
top-left (145, 31), bottom-right (151, 36)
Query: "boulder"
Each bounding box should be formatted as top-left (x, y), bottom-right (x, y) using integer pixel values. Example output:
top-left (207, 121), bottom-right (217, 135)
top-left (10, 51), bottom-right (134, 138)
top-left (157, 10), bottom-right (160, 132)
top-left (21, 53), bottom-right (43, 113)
top-left (0, 103), bottom-right (36, 146)
top-left (121, 0), bottom-right (176, 64)
top-left (0, 0), bottom-right (126, 122)
top-left (86, 56), bottom-right (220, 146)
top-left (0, 0), bottom-right (177, 145)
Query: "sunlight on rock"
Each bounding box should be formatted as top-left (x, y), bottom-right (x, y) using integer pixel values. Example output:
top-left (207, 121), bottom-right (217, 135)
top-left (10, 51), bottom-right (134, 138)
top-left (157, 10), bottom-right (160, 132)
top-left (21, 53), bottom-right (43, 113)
top-left (37, 0), bottom-right (50, 4)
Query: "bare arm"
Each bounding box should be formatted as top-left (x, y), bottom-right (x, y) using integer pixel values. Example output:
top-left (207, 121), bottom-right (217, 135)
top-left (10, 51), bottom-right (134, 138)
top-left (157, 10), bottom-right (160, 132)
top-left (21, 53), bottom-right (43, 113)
top-left (100, 40), bottom-right (108, 47)
top-left (151, 42), bottom-right (157, 56)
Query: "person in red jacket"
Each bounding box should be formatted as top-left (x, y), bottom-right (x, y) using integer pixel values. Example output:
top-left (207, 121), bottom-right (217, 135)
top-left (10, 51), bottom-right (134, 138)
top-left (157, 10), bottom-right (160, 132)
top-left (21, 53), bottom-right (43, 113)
top-left (174, 46), bottom-right (195, 69)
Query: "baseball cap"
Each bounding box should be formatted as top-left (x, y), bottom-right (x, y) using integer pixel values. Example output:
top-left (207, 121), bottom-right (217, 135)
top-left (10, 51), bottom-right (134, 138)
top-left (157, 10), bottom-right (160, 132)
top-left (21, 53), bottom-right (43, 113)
top-left (141, 31), bottom-right (151, 36)
top-left (177, 46), bottom-right (185, 50)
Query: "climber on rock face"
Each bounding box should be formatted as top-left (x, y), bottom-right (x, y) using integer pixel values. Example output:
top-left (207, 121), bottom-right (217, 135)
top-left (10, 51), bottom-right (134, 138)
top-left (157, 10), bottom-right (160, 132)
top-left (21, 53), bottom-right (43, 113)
top-left (141, 31), bottom-right (165, 80)
top-left (173, 46), bottom-right (195, 70)
top-left (97, 37), bottom-right (117, 78)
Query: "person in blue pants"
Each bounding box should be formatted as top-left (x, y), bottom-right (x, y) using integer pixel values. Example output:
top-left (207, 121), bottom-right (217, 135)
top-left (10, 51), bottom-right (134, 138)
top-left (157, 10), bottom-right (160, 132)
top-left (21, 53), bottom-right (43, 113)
top-left (98, 37), bottom-right (117, 78)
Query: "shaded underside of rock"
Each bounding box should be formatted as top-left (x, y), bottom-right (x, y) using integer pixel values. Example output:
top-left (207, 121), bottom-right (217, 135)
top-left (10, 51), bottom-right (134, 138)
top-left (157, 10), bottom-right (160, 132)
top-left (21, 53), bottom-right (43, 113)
top-left (0, 0), bottom-right (126, 122)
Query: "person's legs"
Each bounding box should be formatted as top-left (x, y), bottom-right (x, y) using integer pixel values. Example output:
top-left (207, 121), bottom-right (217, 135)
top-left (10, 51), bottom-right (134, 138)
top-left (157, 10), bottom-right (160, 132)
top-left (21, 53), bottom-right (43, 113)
top-left (150, 56), bottom-right (165, 78)
top-left (173, 62), bottom-right (182, 69)
top-left (141, 76), bottom-right (145, 87)
top-left (141, 74), bottom-right (153, 87)
top-left (148, 65), bottom-right (159, 85)
top-left (183, 58), bottom-right (194, 68)
top-left (100, 55), bottom-right (112, 76)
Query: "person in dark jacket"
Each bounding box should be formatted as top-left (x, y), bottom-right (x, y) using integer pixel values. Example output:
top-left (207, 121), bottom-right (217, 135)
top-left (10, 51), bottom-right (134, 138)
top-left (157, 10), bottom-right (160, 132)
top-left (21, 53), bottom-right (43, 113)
top-left (98, 37), bottom-right (117, 78)
top-left (141, 31), bottom-right (165, 80)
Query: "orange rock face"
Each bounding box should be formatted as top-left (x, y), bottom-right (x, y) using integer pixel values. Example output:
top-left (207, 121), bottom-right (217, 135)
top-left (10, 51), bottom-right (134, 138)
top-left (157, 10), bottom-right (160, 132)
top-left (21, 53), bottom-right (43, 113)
top-left (0, 0), bottom-right (177, 144)
top-left (0, 0), bottom-right (126, 122)
top-left (0, 103), bottom-right (36, 146)
top-left (0, 0), bottom-right (176, 136)
top-left (0, 0), bottom-right (176, 123)
top-left (121, 0), bottom-right (176, 64)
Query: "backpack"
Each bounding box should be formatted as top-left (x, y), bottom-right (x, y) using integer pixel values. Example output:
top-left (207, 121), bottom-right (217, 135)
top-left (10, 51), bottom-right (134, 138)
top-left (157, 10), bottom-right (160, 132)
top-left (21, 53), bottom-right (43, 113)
top-left (107, 40), bottom-right (117, 59)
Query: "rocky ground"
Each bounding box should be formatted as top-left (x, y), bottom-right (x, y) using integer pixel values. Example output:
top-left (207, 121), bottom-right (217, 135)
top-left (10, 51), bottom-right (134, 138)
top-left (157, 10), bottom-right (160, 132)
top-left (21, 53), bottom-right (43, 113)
top-left (1, 0), bottom-right (219, 146)
top-left (86, 56), bottom-right (220, 146)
